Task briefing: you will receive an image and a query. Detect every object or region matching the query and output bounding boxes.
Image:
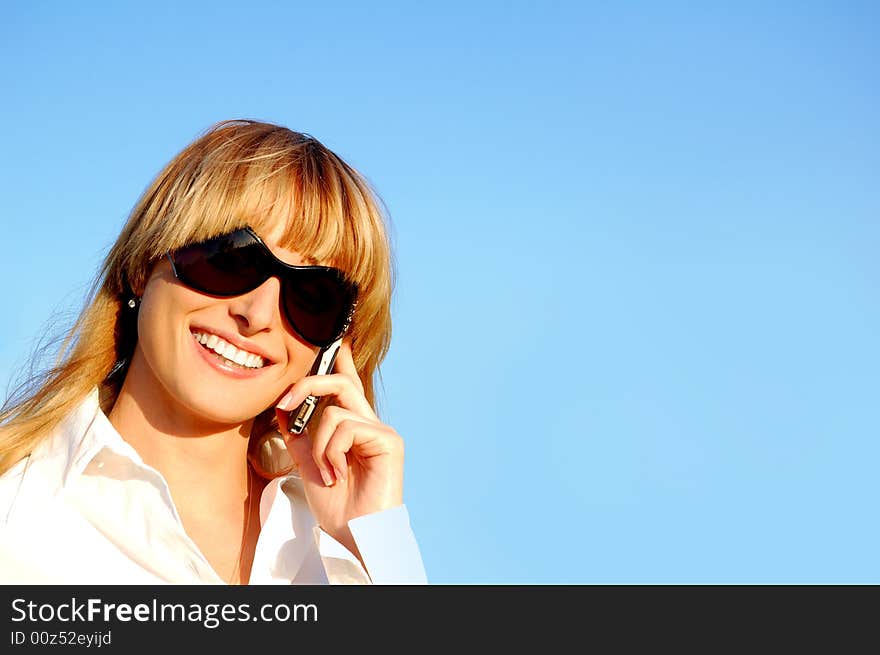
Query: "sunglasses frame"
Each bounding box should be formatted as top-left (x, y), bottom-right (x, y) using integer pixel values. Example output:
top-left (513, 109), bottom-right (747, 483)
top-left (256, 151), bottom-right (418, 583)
top-left (166, 226), bottom-right (358, 347)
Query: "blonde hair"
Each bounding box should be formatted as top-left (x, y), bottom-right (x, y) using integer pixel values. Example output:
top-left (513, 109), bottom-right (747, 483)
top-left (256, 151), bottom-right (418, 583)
top-left (0, 120), bottom-right (396, 476)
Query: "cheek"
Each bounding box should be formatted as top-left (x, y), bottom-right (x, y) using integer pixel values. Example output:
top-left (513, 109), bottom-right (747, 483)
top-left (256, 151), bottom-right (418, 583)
top-left (131, 269), bottom-right (211, 383)
top-left (134, 289), bottom-right (186, 381)
top-left (284, 338), bottom-right (321, 381)
top-left (137, 276), bottom-right (191, 340)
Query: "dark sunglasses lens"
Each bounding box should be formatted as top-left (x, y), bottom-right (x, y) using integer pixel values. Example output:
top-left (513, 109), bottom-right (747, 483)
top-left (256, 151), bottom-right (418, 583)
top-left (173, 229), bottom-right (355, 346)
top-left (173, 231), bottom-right (267, 295)
top-left (282, 270), bottom-right (356, 346)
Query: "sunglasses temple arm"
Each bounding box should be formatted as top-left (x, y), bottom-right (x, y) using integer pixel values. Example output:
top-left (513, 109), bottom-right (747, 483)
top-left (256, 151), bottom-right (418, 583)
top-left (287, 337), bottom-right (344, 435)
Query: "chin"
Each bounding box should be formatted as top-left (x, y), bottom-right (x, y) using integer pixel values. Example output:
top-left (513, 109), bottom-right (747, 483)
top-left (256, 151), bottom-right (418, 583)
top-left (179, 388), bottom-right (274, 427)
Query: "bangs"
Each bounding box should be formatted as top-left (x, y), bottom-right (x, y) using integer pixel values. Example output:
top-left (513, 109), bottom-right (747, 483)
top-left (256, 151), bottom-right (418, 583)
top-left (130, 122), bottom-right (388, 297)
top-left (246, 149), bottom-right (383, 293)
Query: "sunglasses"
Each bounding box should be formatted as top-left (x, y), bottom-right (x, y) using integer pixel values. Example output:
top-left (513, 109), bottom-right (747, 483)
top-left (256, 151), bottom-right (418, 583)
top-left (167, 226), bottom-right (358, 347)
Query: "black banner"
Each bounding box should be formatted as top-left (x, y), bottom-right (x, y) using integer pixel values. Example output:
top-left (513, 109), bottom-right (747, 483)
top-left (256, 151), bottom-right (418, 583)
top-left (0, 585), bottom-right (873, 650)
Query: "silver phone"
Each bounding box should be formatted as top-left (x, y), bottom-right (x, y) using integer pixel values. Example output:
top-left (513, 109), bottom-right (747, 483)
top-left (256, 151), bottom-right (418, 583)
top-left (287, 298), bottom-right (357, 435)
top-left (287, 336), bottom-right (344, 435)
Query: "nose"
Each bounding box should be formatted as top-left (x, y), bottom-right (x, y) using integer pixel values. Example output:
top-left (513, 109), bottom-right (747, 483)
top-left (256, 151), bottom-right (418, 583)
top-left (227, 276), bottom-right (283, 334)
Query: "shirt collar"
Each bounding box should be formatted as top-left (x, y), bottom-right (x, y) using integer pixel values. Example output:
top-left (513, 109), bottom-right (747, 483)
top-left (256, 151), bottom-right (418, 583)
top-left (50, 389), bottom-right (300, 497)
top-left (33, 388), bottom-right (145, 491)
top-left (13, 390), bottom-right (339, 578)
top-left (56, 389), bottom-right (307, 545)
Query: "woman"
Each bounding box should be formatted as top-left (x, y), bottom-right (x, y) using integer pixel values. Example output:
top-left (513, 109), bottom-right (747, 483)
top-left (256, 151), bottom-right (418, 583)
top-left (0, 120), bottom-right (426, 584)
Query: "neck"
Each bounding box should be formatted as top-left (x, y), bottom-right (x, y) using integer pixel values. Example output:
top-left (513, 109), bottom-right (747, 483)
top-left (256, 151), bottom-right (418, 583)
top-left (108, 348), bottom-right (253, 486)
top-left (107, 349), bottom-right (253, 508)
top-left (108, 346), bottom-right (267, 584)
top-left (109, 391), bottom-right (250, 488)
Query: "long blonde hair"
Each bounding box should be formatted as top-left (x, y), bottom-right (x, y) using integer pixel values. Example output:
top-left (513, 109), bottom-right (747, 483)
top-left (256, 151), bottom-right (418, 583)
top-left (0, 120), bottom-right (396, 476)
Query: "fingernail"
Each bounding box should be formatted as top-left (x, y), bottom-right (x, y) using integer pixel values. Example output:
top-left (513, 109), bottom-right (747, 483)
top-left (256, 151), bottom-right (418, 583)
top-left (333, 466), bottom-right (346, 483)
top-left (320, 469), bottom-right (334, 486)
top-left (277, 390), bottom-right (302, 411)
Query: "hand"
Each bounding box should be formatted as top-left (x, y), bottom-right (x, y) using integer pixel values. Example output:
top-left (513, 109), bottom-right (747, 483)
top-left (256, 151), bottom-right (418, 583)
top-left (274, 340), bottom-right (405, 565)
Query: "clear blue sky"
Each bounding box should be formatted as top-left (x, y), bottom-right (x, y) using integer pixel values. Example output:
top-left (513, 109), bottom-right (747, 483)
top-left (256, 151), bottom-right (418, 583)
top-left (1, 2), bottom-right (877, 583)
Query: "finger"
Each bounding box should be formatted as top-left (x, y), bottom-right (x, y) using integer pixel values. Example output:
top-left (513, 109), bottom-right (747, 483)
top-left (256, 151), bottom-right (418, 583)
top-left (275, 405), bottom-right (292, 434)
top-left (313, 408), bottom-right (404, 486)
top-left (323, 421), bottom-right (356, 484)
top-left (334, 339), bottom-right (365, 394)
top-left (325, 418), bottom-right (402, 468)
top-left (276, 373), bottom-right (377, 421)
top-left (308, 404), bottom-right (357, 486)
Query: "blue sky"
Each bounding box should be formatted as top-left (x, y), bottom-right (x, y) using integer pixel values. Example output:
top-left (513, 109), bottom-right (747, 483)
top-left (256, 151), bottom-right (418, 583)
top-left (1, 2), bottom-right (878, 583)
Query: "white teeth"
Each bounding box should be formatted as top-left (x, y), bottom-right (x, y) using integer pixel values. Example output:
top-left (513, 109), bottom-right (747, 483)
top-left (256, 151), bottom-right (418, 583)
top-left (222, 342), bottom-right (234, 358)
top-left (190, 330), bottom-right (266, 369)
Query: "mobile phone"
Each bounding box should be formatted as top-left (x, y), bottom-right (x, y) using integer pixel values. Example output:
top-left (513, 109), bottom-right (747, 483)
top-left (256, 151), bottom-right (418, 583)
top-left (287, 336), bottom-right (344, 434)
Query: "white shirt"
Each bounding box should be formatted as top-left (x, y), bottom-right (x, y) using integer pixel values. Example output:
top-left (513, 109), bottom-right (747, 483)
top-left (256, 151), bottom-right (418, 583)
top-left (0, 389), bottom-right (427, 585)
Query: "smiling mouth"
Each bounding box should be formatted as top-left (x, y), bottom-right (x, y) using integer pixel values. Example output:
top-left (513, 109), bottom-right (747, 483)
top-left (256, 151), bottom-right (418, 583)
top-left (190, 330), bottom-right (268, 370)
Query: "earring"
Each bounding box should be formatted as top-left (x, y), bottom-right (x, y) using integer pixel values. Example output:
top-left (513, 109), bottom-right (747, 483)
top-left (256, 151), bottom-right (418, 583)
top-left (126, 296), bottom-right (140, 310)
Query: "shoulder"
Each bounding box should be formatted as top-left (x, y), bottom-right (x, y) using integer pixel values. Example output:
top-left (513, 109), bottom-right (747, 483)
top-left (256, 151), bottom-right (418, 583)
top-left (0, 445), bottom-right (63, 527)
top-left (0, 457), bottom-right (31, 523)
top-left (0, 390), bottom-right (102, 525)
